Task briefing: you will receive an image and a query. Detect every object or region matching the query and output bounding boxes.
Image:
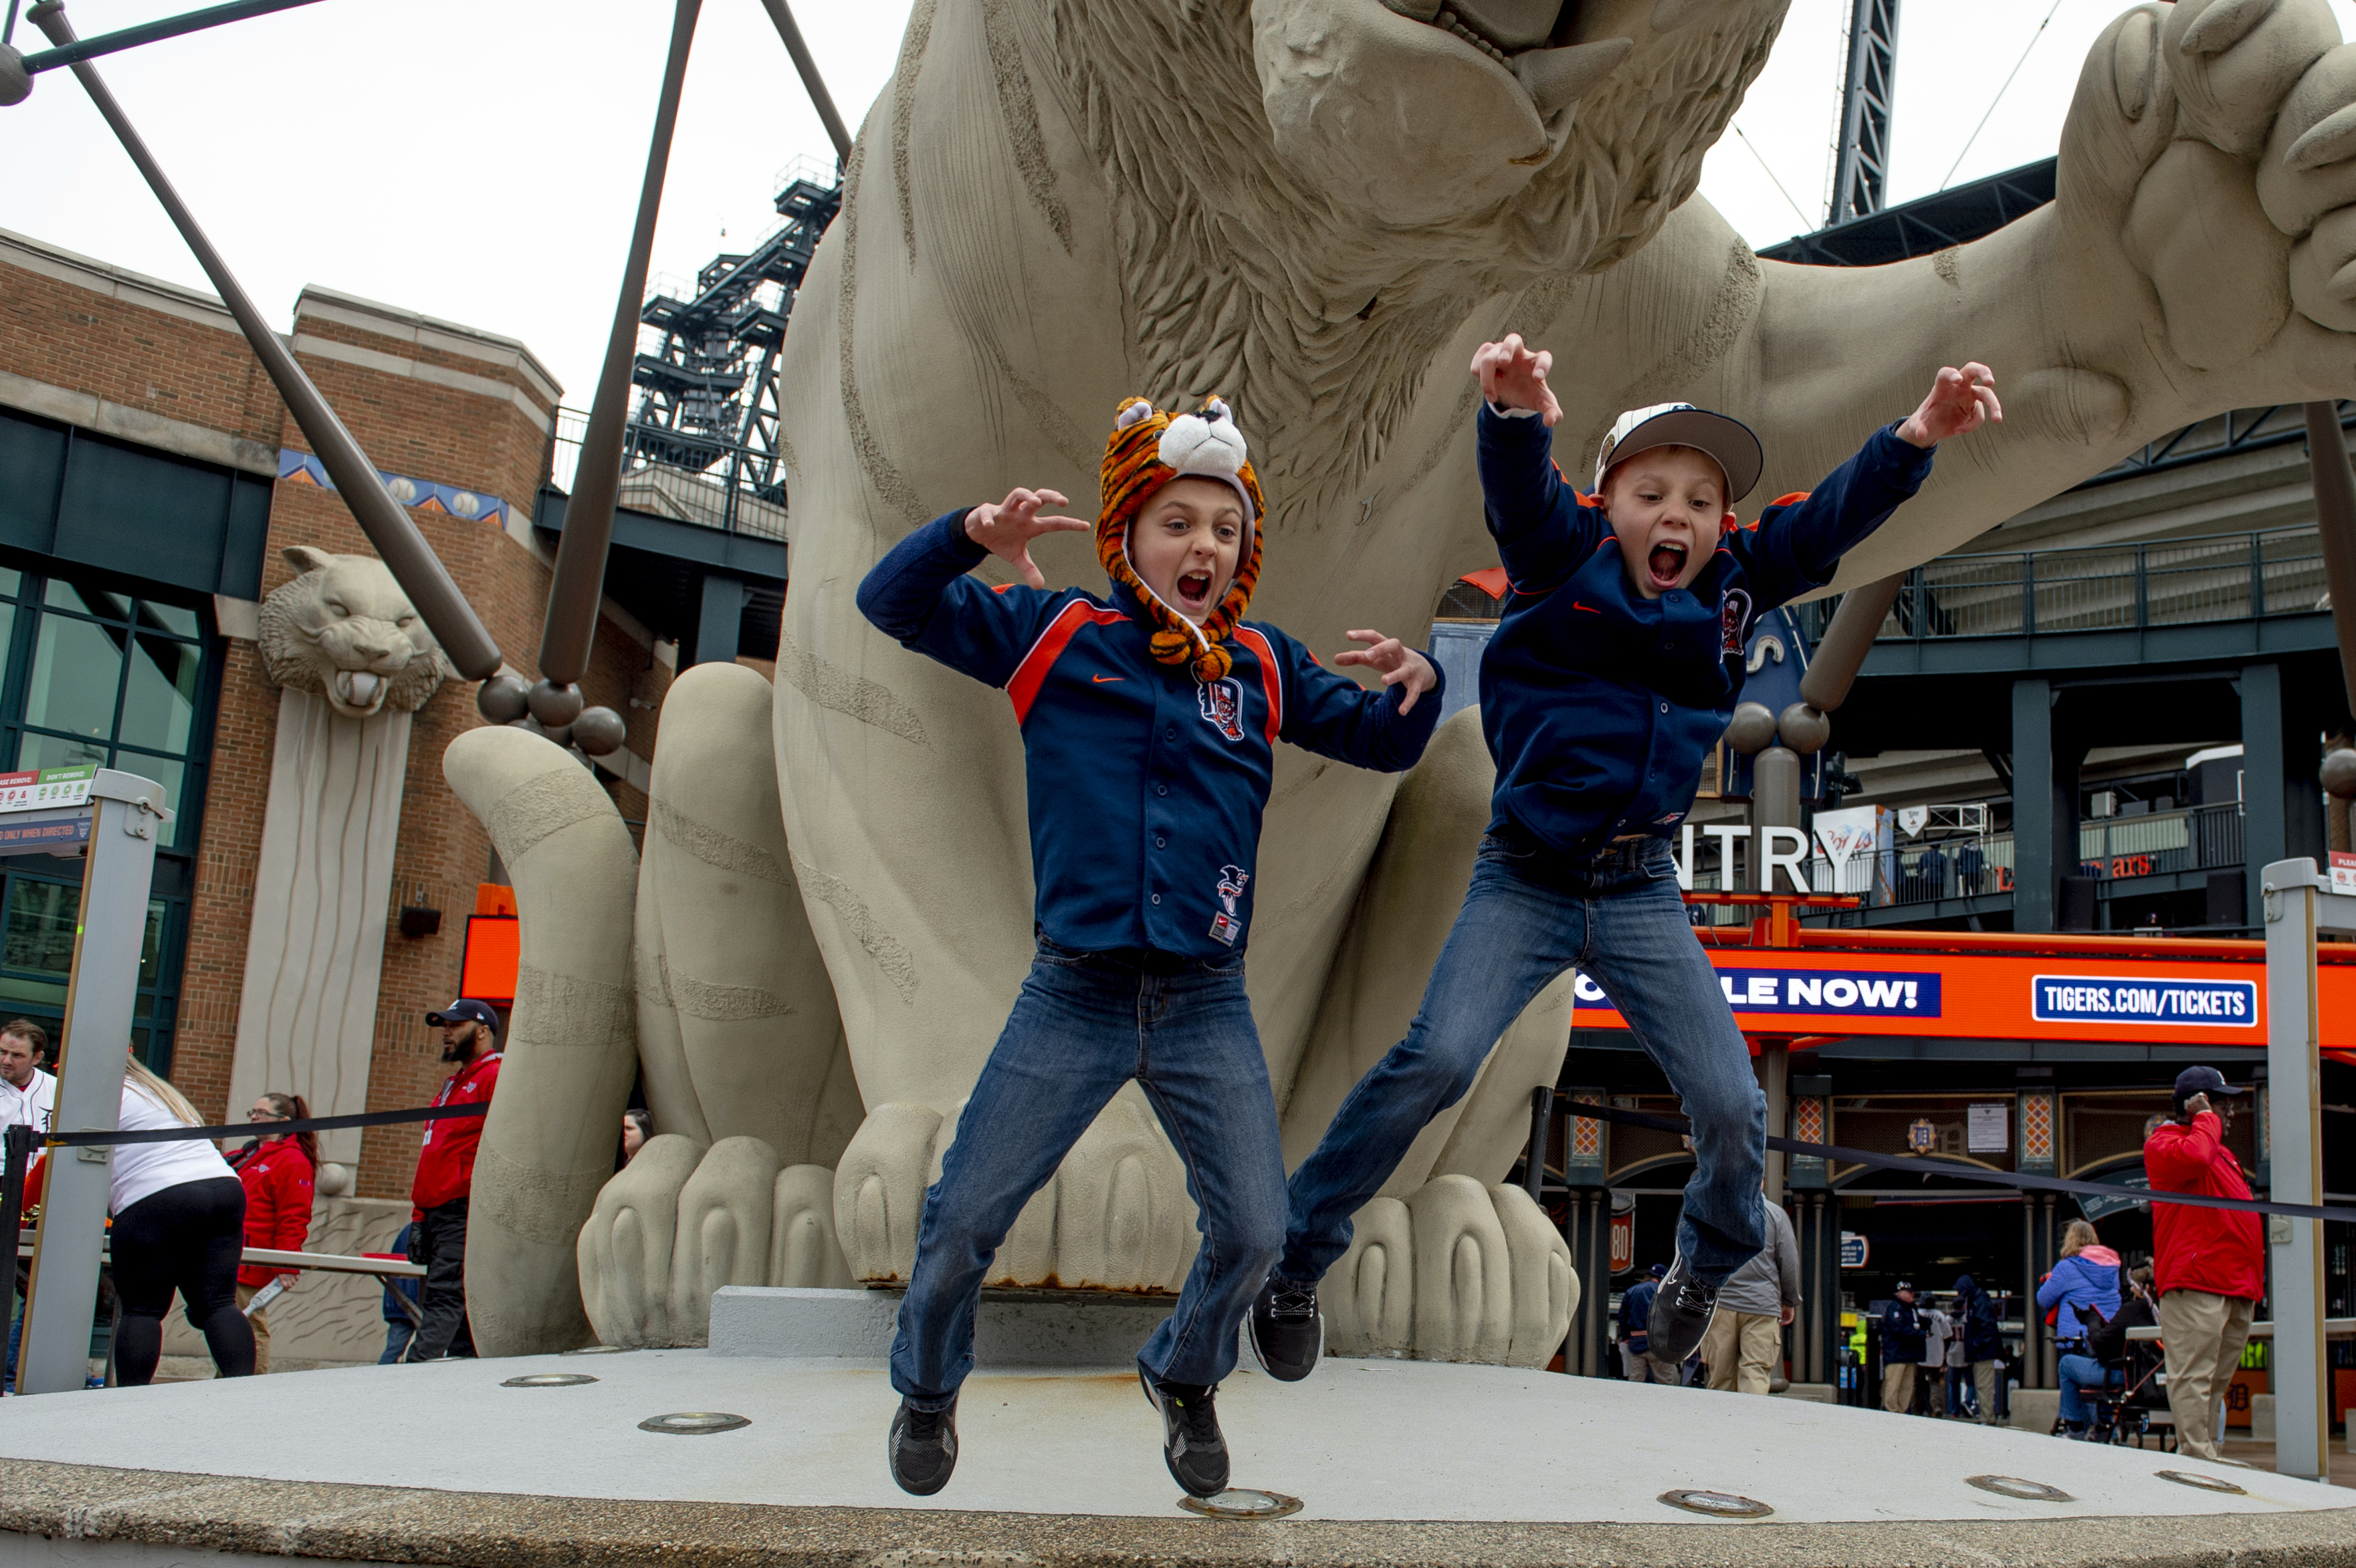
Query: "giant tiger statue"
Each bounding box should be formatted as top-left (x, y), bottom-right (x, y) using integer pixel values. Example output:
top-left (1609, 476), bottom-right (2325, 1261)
top-left (443, 0), bottom-right (2356, 1361)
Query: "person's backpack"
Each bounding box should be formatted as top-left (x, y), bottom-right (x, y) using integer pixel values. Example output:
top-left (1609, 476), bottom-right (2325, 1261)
top-left (2085, 1266), bottom-right (2152, 1362)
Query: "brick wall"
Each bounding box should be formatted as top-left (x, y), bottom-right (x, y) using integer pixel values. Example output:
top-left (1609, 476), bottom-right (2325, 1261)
top-left (1, 246), bottom-right (661, 1200)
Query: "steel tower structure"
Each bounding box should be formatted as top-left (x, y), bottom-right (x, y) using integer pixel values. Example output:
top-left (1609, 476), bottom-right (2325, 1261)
top-left (1828, 0), bottom-right (1899, 225)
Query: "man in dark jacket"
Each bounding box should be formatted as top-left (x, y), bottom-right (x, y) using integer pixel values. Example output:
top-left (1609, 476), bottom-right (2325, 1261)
top-left (1880, 1282), bottom-right (1926, 1414)
top-left (2145, 1066), bottom-right (2264, 1461)
top-left (1619, 1264), bottom-right (1676, 1383)
top-left (1953, 1274), bottom-right (2004, 1424)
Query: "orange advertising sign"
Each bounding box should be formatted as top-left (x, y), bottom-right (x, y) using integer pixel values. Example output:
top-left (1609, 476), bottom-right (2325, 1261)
top-left (1572, 944), bottom-right (2356, 1052)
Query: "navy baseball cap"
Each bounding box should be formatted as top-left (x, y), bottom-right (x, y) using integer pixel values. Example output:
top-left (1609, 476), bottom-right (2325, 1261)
top-left (2173, 1065), bottom-right (2246, 1101)
top-left (426, 998), bottom-right (500, 1030)
top-left (1646, 1263), bottom-right (1667, 1278)
top-left (1895, 1280), bottom-right (1915, 1293)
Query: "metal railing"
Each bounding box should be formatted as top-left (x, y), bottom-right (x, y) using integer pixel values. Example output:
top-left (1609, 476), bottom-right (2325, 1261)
top-left (1794, 801), bottom-right (2245, 907)
top-left (542, 407), bottom-right (789, 542)
top-left (1792, 526), bottom-right (2327, 643)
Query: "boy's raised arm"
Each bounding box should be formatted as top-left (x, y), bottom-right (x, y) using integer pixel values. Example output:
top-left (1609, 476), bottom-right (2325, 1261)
top-left (858, 490), bottom-right (1086, 686)
top-left (1737, 363), bottom-right (1999, 608)
top-left (1472, 334), bottom-right (1599, 593)
top-left (1265, 626), bottom-right (1444, 774)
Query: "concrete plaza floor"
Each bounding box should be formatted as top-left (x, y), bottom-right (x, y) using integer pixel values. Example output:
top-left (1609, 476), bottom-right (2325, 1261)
top-left (0, 1348), bottom-right (2345, 1529)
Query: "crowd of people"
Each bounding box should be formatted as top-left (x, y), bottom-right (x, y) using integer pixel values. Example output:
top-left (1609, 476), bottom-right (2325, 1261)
top-left (1596, 1065), bottom-right (2269, 1467)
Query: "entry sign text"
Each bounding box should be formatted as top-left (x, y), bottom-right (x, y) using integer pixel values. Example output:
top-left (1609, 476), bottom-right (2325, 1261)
top-left (2030, 974), bottom-right (2257, 1028)
top-left (1839, 1232), bottom-right (1870, 1269)
top-left (2335, 851), bottom-right (2356, 897)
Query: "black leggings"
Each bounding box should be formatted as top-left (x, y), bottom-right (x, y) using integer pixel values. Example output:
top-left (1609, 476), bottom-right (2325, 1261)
top-left (112, 1176), bottom-right (254, 1384)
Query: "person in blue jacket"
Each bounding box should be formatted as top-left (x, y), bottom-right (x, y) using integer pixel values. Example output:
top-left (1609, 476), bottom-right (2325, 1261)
top-left (1251, 336), bottom-right (2002, 1383)
top-left (2038, 1218), bottom-right (2125, 1436)
top-left (857, 395), bottom-right (1440, 1501)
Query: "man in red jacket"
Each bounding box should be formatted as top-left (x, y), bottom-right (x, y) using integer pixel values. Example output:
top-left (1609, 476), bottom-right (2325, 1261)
top-left (2143, 1065), bottom-right (2264, 1462)
top-left (406, 999), bottom-right (502, 1361)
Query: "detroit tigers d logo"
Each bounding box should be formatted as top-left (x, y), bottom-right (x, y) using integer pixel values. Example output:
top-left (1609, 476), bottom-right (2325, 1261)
top-left (1197, 676), bottom-right (1246, 742)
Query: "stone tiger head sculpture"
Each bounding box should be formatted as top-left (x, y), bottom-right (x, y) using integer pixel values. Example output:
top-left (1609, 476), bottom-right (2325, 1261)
top-left (258, 546), bottom-right (453, 719)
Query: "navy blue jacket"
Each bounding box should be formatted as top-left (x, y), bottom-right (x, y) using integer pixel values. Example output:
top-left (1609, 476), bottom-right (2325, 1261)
top-left (1881, 1297), bottom-right (1926, 1362)
top-left (857, 510), bottom-right (1443, 958)
top-left (1475, 406), bottom-right (1934, 852)
top-left (1619, 1277), bottom-right (1658, 1351)
top-left (1953, 1274), bottom-right (2004, 1361)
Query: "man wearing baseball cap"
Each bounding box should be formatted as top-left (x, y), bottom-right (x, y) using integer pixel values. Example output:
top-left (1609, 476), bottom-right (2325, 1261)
top-left (405, 999), bottom-right (502, 1361)
top-left (2143, 1066), bottom-right (2262, 1460)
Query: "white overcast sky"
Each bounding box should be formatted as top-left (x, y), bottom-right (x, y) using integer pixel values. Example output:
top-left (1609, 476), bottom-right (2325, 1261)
top-left (11, 0), bottom-right (2356, 409)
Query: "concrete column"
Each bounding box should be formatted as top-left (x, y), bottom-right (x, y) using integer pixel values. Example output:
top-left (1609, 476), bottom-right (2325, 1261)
top-left (689, 570), bottom-right (746, 669)
top-left (1758, 1041), bottom-right (1788, 1200)
top-left (2012, 679), bottom-right (2055, 931)
top-left (2241, 663), bottom-right (2325, 929)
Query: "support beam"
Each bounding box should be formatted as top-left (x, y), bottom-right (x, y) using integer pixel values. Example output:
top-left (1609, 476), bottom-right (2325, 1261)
top-left (2259, 857), bottom-right (2335, 1481)
top-left (2011, 679), bottom-right (2055, 931)
top-left (690, 570), bottom-right (746, 669)
top-left (2242, 662), bottom-right (2290, 931)
top-left (1829, 0), bottom-right (1901, 225)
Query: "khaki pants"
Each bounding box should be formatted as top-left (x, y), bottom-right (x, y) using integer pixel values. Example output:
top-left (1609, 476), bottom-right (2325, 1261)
top-left (233, 1282), bottom-right (272, 1375)
top-left (2159, 1289), bottom-right (2255, 1461)
top-left (1882, 1360), bottom-right (1916, 1414)
top-left (1971, 1358), bottom-right (2000, 1424)
top-left (1622, 1345), bottom-right (1681, 1383)
top-left (1702, 1309), bottom-right (1784, 1395)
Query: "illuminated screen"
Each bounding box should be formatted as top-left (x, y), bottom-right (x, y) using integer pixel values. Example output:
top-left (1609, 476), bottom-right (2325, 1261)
top-left (459, 915), bottom-right (519, 1003)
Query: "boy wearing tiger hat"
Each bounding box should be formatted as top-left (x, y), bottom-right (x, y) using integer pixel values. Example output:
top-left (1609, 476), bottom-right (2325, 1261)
top-left (857, 395), bottom-right (1440, 1500)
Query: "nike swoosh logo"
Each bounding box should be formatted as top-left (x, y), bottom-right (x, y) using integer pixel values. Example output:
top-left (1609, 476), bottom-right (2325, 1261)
top-left (1093, 674), bottom-right (1125, 683)
top-left (1574, 602), bottom-right (1600, 614)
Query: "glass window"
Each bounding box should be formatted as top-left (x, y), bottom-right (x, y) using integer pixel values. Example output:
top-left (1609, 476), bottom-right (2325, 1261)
top-left (45, 580), bottom-right (127, 621)
top-left (0, 568), bottom-right (21, 600)
top-left (139, 602), bottom-right (199, 639)
top-left (119, 633), bottom-right (199, 754)
top-left (23, 612), bottom-right (124, 741)
top-left (16, 732), bottom-right (108, 774)
top-left (5, 879), bottom-right (79, 981)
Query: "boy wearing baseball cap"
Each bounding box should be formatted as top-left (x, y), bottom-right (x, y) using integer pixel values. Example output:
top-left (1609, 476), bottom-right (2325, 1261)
top-left (856, 396), bottom-right (1442, 1499)
top-left (1252, 336), bottom-right (2000, 1381)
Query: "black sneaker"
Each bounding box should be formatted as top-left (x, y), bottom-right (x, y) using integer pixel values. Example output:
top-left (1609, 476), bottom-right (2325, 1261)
top-left (886, 1395), bottom-right (958, 1496)
top-left (1140, 1370), bottom-right (1230, 1498)
top-left (1248, 1274), bottom-right (1323, 1382)
top-left (1646, 1251), bottom-right (1719, 1365)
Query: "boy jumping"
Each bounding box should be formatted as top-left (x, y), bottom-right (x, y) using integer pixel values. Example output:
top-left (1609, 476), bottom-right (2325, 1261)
top-left (857, 396), bottom-right (1442, 1498)
top-left (1251, 338), bottom-right (1999, 1378)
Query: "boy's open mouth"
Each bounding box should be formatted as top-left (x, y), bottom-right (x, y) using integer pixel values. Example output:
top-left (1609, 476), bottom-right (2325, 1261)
top-left (1646, 541), bottom-right (1687, 589)
top-left (1176, 569), bottom-right (1214, 612)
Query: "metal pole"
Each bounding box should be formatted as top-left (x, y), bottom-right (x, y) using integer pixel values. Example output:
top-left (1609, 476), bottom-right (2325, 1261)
top-left (1523, 1086), bottom-right (1553, 1205)
top-left (753, 0), bottom-right (849, 165)
top-left (0, 1122), bottom-right (26, 1393)
top-left (25, 2), bottom-right (501, 683)
top-left (2260, 857), bottom-right (2329, 1480)
top-left (18, 0), bottom-right (324, 74)
top-left (2302, 403), bottom-right (2356, 713)
top-left (1797, 574), bottom-right (1904, 713)
top-left (538, 0), bottom-right (702, 689)
top-left (17, 772), bottom-right (161, 1395)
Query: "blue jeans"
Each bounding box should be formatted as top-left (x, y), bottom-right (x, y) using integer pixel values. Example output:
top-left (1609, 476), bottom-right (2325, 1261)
top-left (890, 940), bottom-right (1286, 1410)
top-left (1281, 833), bottom-right (1765, 1286)
top-left (2058, 1351), bottom-right (2121, 1428)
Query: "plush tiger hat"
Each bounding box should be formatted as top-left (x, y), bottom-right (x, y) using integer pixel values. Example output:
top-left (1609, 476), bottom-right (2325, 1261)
top-left (1097, 396), bottom-right (1269, 682)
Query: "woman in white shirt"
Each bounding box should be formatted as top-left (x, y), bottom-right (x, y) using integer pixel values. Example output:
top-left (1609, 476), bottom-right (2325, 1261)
top-left (112, 1053), bottom-right (253, 1384)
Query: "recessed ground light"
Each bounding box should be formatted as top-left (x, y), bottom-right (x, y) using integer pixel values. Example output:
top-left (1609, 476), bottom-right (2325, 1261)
top-left (562, 1345), bottom-right (632, 1355)
top-left (1177, 1489), bottom-right (1303, 1520)
top-left (1657, 1489), bottom-right (1773, 1518)
top-left (501, 1373), bottom-right (597, 1387)
top-left (638, 1412), bottom-right (750, 1434)
top-left (1966, 1474), bottom-right (2073, 1501)
top-left (2155, 1470), bottom-right (2246, 1494)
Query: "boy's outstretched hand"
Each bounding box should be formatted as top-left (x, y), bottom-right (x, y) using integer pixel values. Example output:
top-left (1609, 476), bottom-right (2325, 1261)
top-left (965, 487), bottom-right (1091, 589)
top-left (1471, 333), bottom-right (1562, 427)
top-left (1335, 631), bottom-right (1438, 714)
top-left (1897, 362), bottom-right (2002, 448)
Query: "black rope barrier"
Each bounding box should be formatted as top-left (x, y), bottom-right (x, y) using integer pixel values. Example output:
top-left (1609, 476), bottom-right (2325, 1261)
top-left (37, 1099), bottom-right (488, 1149)
top-left (1557, 1099), bottom-right (2356, 1224)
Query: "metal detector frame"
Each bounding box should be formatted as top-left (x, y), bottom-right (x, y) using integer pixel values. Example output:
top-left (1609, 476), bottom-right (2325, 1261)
top-left (6, 770), bottom-right (166, 1395)
top-left (2259, 856), bottom-right (2342, 1482)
